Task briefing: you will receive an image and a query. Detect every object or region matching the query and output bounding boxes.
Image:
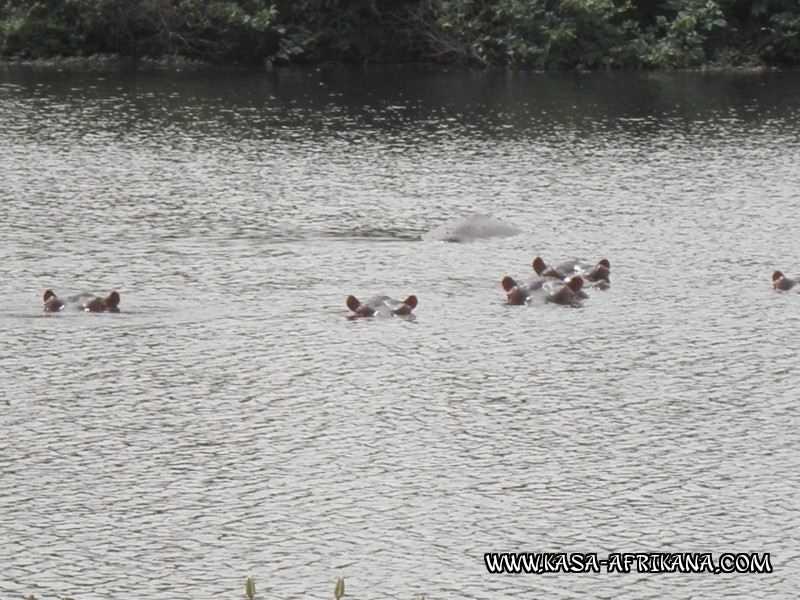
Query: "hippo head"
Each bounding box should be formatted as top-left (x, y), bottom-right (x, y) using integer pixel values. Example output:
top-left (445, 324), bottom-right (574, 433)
top-left (42, 289), bottom-right (64, 313)
top-left (346, 294), bottom-right (417, 318)
top-left (588, 259), bottom-right (610, 283)
top-left (772, 270), bottom-right (796, 291)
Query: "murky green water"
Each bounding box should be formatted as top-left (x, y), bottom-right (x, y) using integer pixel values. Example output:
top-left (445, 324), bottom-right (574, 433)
top-left (1, 65), bottom-right (798, 599)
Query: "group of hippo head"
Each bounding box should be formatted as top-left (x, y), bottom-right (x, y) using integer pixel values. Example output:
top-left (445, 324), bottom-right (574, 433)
top-left (346, 256), bottom-right (611, 317)
top-left (347, 215), bottom-right (616, 318)
top-left (348, 258), bottom-right (796, 315)
top-left (42, 218), bottom-right (790, 319)
top-left (43, 289), bottom-right (121, 313)
top-left (502, 256), bottom-right (611, 307)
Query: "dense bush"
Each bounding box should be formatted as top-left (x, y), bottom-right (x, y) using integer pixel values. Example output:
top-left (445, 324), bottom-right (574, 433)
top-left (270, 0), bottom-right (420, 64)
top-left (633, 0), bottom-right (729, 68)
top-left (397, 0), bottom-right (638, 69)
top-left (1, 0), bottom-right (798, 67)
top-left (748, 0), bottom-right (800, 64)
top-left (0, 0), bottom-right (280, 61)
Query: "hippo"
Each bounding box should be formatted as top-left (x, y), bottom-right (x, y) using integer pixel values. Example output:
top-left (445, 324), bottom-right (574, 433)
top-left (42, 289), bottom-right (120, 313)
top-left (346, 294), bottom-right (418, 318)
top-left (772, 271), bottom-right (798, 291)
top-left (501, 275), bottom-right (585, 307)
top-left (43, 289), bottom-right (66, 313)
top-left (533, 257), bottom-right (610, 287)
top-left (84, 291), bottom-right (121, 313)
top-left (423, 214), bottom-right (521, 243)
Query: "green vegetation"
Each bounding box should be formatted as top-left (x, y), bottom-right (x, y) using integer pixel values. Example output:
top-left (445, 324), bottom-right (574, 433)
top-left (333, 576), bottom-right (345, 599)
top-left (1, 0), bottom-right (798, 68)
top-left (244, 574), bottom-right (256, 599)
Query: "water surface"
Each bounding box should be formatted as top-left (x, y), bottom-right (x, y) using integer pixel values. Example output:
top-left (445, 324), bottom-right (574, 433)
top-left (1, 66), bottom-right (799, 599)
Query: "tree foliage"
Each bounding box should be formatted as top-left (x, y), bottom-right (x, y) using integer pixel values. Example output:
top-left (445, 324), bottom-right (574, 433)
top-left (1, 0), bottom-right (798, 67)
top-left (0, 0), bottom-right (280, 61)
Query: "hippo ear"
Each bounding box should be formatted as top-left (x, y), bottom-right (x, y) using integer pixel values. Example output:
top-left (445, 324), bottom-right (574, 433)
top-left (346, 295), bottom-right (361, 312)
top-left (567, 276), bottom-right (584, 291)
top-left (772, 271), bottom-right (784, 281)
top-left (501, 276), bottom-right (518, 292)
top-left (403, 295), bottom-right (418, 309)
top-left (43, 289), bottom-right (56, 301)
top-left (598, 259), bottom-right (610, 269)
top-left (532, 257), bottom-right (547, 275)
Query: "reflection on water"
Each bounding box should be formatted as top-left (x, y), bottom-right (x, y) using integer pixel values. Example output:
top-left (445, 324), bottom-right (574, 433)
top-left (1, 66), bottom-right (799, 599)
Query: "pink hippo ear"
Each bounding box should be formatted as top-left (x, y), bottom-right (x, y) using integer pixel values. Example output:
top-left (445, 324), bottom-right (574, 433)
top-left (346, 295), bottom-right (361, 312)
top-left (43, 289), bottom-right (56, 302)
top-left (532, 256), bottom-right (548, 275)
top-left (567, 276), bottom-right (584, 292)
top-left (772, 271), bottom-right (784, 282)
top-left (394, 296), bottom-right (418, 316)
top-left (501, 276), bottom-right (518, 292)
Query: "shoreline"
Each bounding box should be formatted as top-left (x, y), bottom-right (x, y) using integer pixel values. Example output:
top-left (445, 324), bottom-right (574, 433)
top-left (0, 54), bottom-right (789, 74)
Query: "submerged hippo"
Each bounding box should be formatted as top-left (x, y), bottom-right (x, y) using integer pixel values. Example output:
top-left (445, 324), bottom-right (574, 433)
top-left (501, 275), bottom-right (585, 307)
top-left (423, 214), bottom-right (521, 243)
top-left (42, 289), bottom-right (120, 313)
top-left (772, 270), bottom-right (798, 291)
top-left (346, 294), bottom-right (418, 318)
top-left (533, 257), bottom-right (610, 287)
